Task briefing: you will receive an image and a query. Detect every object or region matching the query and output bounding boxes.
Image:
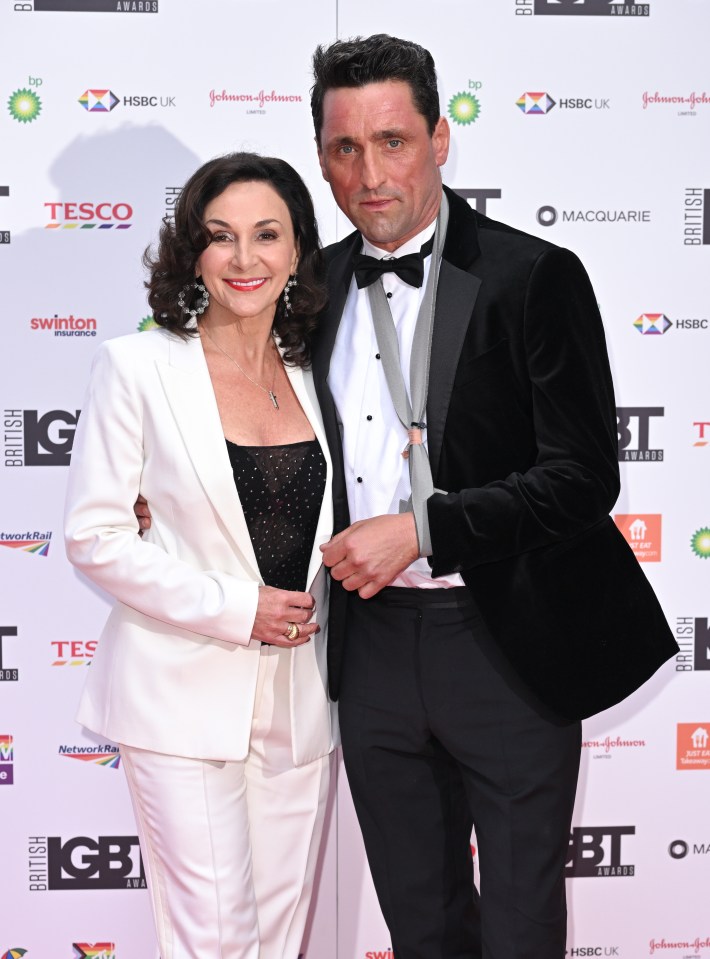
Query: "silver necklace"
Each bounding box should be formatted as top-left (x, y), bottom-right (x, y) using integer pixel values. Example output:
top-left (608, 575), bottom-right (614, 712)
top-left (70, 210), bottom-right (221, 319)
top-left (201, 324), bottom-right (280, 410)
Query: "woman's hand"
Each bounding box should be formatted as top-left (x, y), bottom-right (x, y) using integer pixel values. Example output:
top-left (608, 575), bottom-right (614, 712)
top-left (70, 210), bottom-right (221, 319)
top-left (252, 586), bottom-right (318, 647)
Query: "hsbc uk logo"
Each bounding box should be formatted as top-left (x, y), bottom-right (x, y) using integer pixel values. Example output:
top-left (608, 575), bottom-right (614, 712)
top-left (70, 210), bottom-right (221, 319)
top-left (78, 89), bottom-right (175, 111)
top-left (73, 946), bottom-right (115, 959)
top-left (516, 92), bottom-right (609, 113)
top-left (566, 826), bottom-right (635, 877)
top-left (634, 313), bottom-right (708, 334)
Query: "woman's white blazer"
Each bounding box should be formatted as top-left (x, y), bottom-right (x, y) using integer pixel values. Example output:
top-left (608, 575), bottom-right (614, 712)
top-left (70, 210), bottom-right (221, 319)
top-left (64, 327), bottom-right (338, 765)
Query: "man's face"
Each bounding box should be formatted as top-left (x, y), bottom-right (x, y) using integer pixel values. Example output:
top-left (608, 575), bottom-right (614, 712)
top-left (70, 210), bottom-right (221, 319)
top-left (317, 80), bottom-right (450, 252)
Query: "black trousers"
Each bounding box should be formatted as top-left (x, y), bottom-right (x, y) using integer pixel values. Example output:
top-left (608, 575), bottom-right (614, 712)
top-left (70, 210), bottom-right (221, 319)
top-left (338, 587), bottom-right (581, 959)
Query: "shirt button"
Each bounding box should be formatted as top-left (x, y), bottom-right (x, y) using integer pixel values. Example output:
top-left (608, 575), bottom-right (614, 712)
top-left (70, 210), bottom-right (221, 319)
top-left (366, 415), bottom-right (373, 421)
top-left (375, 353), bottom-right (381, 360)
top-left (356, 476), bottom-right (363, 483)
top-left (386, 291), bottom-right (393, 299)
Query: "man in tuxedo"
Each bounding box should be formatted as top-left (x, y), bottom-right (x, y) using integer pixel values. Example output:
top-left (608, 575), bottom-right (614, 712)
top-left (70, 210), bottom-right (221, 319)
top-left (311, 34), bottom-right (676, 959)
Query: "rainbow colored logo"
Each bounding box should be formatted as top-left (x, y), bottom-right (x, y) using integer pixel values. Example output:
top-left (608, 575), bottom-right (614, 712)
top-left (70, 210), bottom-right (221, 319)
top-left (1, 949), bottom-right (28, 959)
top-left (0, 736), bottom-right (14, 761)
top-left (516, 92), bottom-right (556, 115)
top-left (634, 313), bottom-right (672, 335)
top-left (0, 538), bottom-right (51, 557)
top-left (59, 746), bottom-right (121, 769)
top-left (78, 90), bottom-right (119, 112)
top-left (73, 946), bottom-right (115, 959)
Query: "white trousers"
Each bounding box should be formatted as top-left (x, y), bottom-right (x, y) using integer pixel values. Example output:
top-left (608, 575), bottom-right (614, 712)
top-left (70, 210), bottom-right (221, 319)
top-left (119, 644), bottom-right (331, 959)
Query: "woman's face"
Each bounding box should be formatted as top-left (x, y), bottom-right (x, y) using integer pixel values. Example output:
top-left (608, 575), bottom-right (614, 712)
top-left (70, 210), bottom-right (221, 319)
top-left (196, 179), bottom-right (298, 328)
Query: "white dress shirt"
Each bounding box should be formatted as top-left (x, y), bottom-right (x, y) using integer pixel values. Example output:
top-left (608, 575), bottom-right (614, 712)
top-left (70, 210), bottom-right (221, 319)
top-left (328, 221), bottom-right (464, 589)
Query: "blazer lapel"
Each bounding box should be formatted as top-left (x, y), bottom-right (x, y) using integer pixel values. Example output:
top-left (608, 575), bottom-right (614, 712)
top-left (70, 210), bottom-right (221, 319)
top-left (282, 360), bottom-right (334, 591)
top-left (156, 333), bottom-right (261, 579)
top-left (427, 188), bottom-right (483, 481)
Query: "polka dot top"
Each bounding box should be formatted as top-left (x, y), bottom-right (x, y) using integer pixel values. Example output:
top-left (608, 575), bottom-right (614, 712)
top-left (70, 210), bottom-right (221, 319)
top-left (226, 439), bottom-right (326, 591)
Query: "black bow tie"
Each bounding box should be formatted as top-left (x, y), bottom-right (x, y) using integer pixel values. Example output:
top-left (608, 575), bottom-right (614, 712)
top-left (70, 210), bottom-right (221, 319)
top-left (353, 234), bottom-right (435, 289)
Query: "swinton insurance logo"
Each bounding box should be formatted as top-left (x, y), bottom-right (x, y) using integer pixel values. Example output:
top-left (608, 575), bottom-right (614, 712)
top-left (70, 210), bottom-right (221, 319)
top-left (45, 201), bottom-right (133, 230)
top-left (566, 826), bottom-right (635, 877)
top-left (59, 744), bottom-right (121, 769)
top-left (1, 951), bottom-right (28, 959)
top-left (614, 515), bottom-right (661, 563)
top-left (28, 836), bottom-right (146, 890)
top-left (0, 735), bottom-right (14, 785)
top-left (16, 1), bottom-right (157, 11)
top-left (676, 724), bottom-right (710, 770)
top-left (73, 946), bottom-right (115, 959)
top-left (4, 409), bottom-right (80, 467)
top-left (31, 313), bottom-right (97, 337)
top-left (515, 1), bottom-right (649, 16)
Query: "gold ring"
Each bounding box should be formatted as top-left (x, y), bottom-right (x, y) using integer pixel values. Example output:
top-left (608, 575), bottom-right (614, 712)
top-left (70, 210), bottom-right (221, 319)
top-left (285, 622), bottom-right (300, 641)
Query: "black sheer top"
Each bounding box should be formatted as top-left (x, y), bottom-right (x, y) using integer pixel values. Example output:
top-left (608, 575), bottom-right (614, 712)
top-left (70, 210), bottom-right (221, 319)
top-left (226, 439), bottom-right (326, 591)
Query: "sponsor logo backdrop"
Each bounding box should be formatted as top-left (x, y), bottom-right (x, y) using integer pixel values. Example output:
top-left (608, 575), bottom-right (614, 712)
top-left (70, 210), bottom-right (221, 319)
top-left (2, 0), bottom-right (708, 955)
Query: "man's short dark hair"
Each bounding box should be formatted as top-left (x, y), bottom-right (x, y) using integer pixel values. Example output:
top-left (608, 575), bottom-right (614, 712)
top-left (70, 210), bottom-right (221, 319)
top-left (310, 34), bottom-right (440, 142)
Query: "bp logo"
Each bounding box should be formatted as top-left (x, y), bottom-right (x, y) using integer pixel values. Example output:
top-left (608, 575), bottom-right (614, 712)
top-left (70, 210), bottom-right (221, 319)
top-left (691, 528), bottom-right (710, 559)
top-left (7, 89), bottom-right (41, 123)
top-left (137, 315), bottom-right (158, 332)
top-left (448, 92), bottom-right (480, 125)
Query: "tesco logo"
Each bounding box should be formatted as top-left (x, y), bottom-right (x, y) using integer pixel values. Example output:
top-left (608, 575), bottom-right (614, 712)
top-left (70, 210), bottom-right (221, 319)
top-left (45, 201), bottom-right (133, 230)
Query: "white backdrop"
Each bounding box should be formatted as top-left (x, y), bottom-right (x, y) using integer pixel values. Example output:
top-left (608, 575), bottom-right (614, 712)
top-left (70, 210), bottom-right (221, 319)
top-left (1, 2), bottom-right (709, 958)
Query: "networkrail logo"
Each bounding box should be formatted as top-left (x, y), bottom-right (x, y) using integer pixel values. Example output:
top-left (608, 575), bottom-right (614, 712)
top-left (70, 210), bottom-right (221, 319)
top-left (59, 745), bottom-right (121, 769)
top-left (0, 532), bottom-right (52, 556)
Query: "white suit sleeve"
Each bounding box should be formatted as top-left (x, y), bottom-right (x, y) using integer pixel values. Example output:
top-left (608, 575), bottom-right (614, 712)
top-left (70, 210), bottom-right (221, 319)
top-left (64, 340), bottom-right (258, 646)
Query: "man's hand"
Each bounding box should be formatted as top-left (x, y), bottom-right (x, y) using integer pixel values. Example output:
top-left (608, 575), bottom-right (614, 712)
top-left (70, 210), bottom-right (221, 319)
top-left (320, 513), bottom-right (419, 599)
top-left (134, 494), bottom-right (151, 533)
top-left (252, 586), bottom-right (318, 647)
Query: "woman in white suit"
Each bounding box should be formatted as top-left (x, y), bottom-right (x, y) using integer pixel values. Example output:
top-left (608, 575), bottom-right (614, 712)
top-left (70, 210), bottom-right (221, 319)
top-left (65, 153), bottom-right (338, 959)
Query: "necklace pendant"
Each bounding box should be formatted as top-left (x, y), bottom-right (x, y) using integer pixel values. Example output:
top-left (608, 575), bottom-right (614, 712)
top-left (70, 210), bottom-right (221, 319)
top-left (269, 391), bottom-right (279, 410)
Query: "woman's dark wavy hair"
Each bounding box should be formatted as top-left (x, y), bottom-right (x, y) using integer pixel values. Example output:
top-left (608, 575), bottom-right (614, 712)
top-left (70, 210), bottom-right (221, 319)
top-left (310, 34), bottom-right (440, 143)
top-left (144, 152), bottom-right (326, 367)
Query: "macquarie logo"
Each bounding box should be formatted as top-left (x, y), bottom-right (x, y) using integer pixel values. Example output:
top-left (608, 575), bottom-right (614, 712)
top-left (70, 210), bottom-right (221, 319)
top-left (453, 188), bottom-right (502, 216)
top-left (617, 406), bottom-right (663, 462)
top-left (675, 617), bottom-right (710, 672)
top-left (566, 826), bottom-right (635, 877)
top-left (44, 202), bottom-right (133, 230)
top-left (0, 627), bottom-right (20, 682)
top-left (537, 205), bottom-right (650, 226)
top-left (30, 313), bottom-right (97, 338)
top-left (3, 409), bottom-right (80, 467)
top-left (614, 514), bottom-right (661, 562)
top-left (0, 734), bottom-right (14, 785)
top-left (676, 724), bottom-right (710, 770)
top-left (73, 946), bottom-right (115, 959)
top-left (16, 1), bottom-right (158, 12)
top-left (0, 532), bottom-right (52, 557)
top-left (28, 835), bottom-right (146, 891)
top-left (515, 0), bottom-right (649, 16)
top-left (59, 744), bottom-right (121, 769)
top-left (668, 839), bottom-right (710, 860)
